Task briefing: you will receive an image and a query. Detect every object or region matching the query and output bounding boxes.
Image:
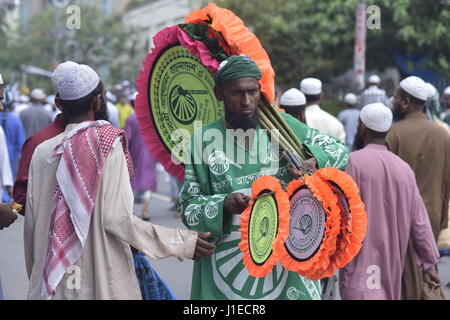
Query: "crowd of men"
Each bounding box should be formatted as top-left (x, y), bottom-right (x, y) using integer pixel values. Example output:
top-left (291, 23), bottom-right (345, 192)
top-left (278, 74), bottom-right (450, 300)
top-left (0, 54), bottom-right (449, 300)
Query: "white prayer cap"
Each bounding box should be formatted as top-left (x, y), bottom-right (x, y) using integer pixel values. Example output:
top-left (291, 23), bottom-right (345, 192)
top-left (360, 102), bottom-right (393, 132)
top-left (399, 76), bottom-right (428, 101)
top-left (52, 61), bottom-right (79, 92)
top-left (443, 86), bottom-right (450, 95)
top-left (280, 88), bottom-right (306, 106)
top-left (56, 62), bottom-right (100, 100)
top-left (30, 88), bottom-right (46, 100)
top-left (0, 73), bottom-right (3, 85)
top-left (344, 93), bottom-right (357, 105)
top-left (106, 91), bottom-right (117, 102)
top-left (300, 78), bottom-right (322, 95)
top-left (368, 74), bottom-right (380, 84)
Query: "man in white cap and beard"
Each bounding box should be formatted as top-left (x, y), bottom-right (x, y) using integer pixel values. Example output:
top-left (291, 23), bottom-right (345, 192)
top-left (20, 88), bottom-right (53, 138)
top-left (341, 103), bottom-right (439, 300)
top-left (300, 77), bottom-right (346, 142)
top-left (337, 93), bottom-right (360, 149)
top-left (386, 75), bottom-right (450, 300)
top-left (359, 74), bottom-right (389, 108)
top-left (24, 62), bottom-right (215, 300)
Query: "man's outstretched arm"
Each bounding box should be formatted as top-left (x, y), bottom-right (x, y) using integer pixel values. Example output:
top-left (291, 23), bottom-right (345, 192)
top-left (102, 144), bottom-right (213, 261)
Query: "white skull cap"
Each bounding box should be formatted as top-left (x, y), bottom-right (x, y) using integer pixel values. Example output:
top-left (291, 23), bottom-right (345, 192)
top-left (30, 88), bottom-right (46, 100)
top-left (443, 86), bottom-right (450, 96)
top-left (344, 93), bottom-right (357, 105)
top-left (399, 76), bottom-right (428, 101)
top-left (368, 74), bottom-right (380, 84)
top-left (360, 102), bottom-right (393, 132)
top-left (52, 61), bottom-right (79, 93)
top-left (56, 61), bottom-right (100, 100)
top-left (280, 88), bottom-right (306, 106)
top-left (300, 78), bottom-right (322, 95)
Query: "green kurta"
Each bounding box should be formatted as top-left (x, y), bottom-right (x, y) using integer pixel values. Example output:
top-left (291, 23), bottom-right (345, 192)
top-left (178, 112), bottom-right (349, 300)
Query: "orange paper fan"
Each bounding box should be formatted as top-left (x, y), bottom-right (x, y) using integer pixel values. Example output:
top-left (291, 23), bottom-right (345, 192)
top-left (275, 175), bottom-right (341, 280)
top-left (239, 176), bottom-right (290, 278)
top-left (315, 167), bottom-right (367, 273)
top-left (185, 2), bottom-right (275, 103)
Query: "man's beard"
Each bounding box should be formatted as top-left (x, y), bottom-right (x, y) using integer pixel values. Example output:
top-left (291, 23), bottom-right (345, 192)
top-left (352, 130), bottom-right (364, 151)
top-left (95, 102), bottom-right (109, 122)
top-left (225, 109), bottom-right (258, 130)
top-left (392, 107), bottom-right (405, 122)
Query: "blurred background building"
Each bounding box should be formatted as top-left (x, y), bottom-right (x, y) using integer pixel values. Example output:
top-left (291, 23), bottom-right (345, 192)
top-left (124, 0), bottom-right (200, 52)
top-left (1, 0), bottom-right (449, 114)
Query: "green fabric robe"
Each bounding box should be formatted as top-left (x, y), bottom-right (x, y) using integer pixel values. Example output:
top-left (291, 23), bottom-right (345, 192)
top-left (178, 112), bottom-right (349, 300)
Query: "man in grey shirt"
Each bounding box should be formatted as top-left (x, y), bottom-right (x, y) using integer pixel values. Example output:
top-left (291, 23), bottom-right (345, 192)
top-left (338, 93), bottom-right (361, 150)
top-left (359, 74), bottom-right (390, 108)
top-left (20, 89), bottom-right (53, 138)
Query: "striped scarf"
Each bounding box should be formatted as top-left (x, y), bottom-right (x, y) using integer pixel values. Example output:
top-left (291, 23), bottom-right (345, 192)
top-left (42, 120), bottom-right (133, 299)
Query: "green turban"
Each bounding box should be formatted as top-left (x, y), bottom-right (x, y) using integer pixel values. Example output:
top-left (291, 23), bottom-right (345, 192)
top-left (214, 55), bottom-right (262, 85)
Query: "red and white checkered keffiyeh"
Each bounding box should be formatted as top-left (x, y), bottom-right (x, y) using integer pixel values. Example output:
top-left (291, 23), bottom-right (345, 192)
top-left (42, 120), bottom-right (134, 299)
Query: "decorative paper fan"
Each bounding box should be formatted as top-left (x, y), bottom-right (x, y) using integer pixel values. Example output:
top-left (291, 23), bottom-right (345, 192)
top-left (135, 25), bottom-right (224, 181)
top-left (315, 167), bottom-right (367, 274)
top-left (239, 176), bottom-right (289, 278)
top-left (184, 2), bottom-right (275, 102)
top-left (135, 3), bottom-right (275, 181)
top-left (275, 175), bottom-right (341, 280)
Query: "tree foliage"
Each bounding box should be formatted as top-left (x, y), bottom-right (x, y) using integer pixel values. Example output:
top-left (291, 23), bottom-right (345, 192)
top-left (0, 3), bottom-right (141, 90)
top-left (214, 0), bottom-right (450, 89)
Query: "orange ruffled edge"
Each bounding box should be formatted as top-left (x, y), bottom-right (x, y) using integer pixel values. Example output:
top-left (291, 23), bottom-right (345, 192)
top-left (184, 2), bottom-right (275, 103)
top-left (315, 167), bottom-right (367, 273)
top-left (275, 175), bottom-right (341, 280)
top-left (239, 176), bottom-right (290, 278)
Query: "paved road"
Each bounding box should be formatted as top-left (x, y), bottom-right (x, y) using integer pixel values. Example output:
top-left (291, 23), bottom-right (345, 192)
top-left (0, 170), bottom-right (193, 300)
top-left (1, 170), bottom-right (449, 300)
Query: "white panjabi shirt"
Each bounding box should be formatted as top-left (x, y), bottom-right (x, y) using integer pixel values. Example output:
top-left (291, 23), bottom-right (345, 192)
top-left (0, 126), bottom-right (13, 188)
top-left (304, 104), bottom-right (346, 142)
top-left (24, 124), bottom-right (198, 300)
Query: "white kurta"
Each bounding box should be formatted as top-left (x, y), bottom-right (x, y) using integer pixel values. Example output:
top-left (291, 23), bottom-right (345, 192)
top-left (0, 126), bottom-right (13, 187)
top-left (24, 124), bottom-right (198, 300)
top-left (304, 104), bottom-right (346, 142)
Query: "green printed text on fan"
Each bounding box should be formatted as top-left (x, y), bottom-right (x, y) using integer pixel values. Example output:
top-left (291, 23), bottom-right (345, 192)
top-left (149, 45), bottom-right (223, 163)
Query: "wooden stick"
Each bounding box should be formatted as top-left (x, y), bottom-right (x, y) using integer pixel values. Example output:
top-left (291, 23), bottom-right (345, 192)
top-left (258, 109), bottom-right (297, 154)
top-left (259, 105), bottom-right (303, 157)
top-left (258, 110), bottom-right (289, 151)
top-left (262, 98), bottom-right (309, 160)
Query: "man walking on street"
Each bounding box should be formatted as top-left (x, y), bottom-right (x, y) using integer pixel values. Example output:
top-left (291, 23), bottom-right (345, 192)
top-left (341, 103), bottom-right (440, 299)
top-left (300, 77), bottom-right (346, 142)
top-left (386, 76), bottom-right (450, 299)
top-left (24, 62), bottom-right (214, 300)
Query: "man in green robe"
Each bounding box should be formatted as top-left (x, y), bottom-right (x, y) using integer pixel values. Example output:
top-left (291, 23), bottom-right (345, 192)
top-left (177, 55), bottom-right (349, 300)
